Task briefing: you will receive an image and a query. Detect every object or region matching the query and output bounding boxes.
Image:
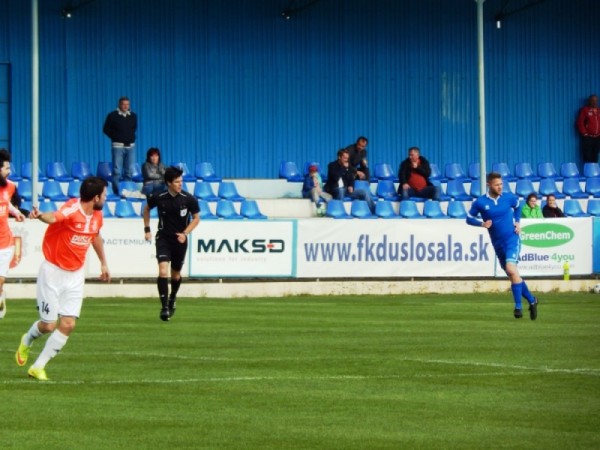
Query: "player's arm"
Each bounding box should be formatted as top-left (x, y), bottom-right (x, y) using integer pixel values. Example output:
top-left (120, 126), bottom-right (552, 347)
top-left (176, 212), bottom-right (200, 244)
top-left (512, 197), bottom-right (521, 233)
top-left (92, 233), bottom-right (111, 282)
top-left (466, 202), bottom-right (484, 227)
top-left (142, 200), bottom-right (154, 241)
top-left (8, 202), bottom-right (25, 222)
top-left (30, 207), bottom-right (58, 224)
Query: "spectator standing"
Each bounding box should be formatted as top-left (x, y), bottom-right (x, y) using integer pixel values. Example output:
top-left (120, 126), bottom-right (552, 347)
top-left (302, 165), bottom-right (332, 215)
top-left (15, 176), bottom-right (111, 381)
top-left (542, 194), bottom-right (565, 218)
top-left (143, 166), bottom-right (200, 322)
top-left (466, 172), bottom-right (538, 320)
top-left (324, 149), bottom-right (376, 213)
top-left (520, 193), bottom-right (543, 218)
top-left (345, 136), bottom-right (370, 181)
top-left (103, 96), bottom-right (138, 195)
top-left (576, 94), bottom-right (600, 164)
top-left (397, 147), bottom-right (441, 201)
top-left (141, 147), bottom-right (166, 196)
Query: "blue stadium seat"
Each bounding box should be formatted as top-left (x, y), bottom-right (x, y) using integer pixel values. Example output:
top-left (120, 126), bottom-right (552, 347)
top-left (218, 181), bottom-right (245, 202)
top-left (560, 162), bottom-right (582, 180)
top-left (468, 162), bottom-right (480, 180)
top-left (38, 200), bottom-right (58, 212)
top-left (373, 163), bottom-right (398, 182)
top-left (171, 162), bottom-right (196, 181)
top-left (102, 202), bottom-right (114, 218)
top-left (8, 166), bottom-right (22, 181)
top-left (444, 162), bottom-right (470, 181)
top-left (432, 179), bottom-right (451, 201)
top-left (194, 182), bottom-right (220, 202)
top-left (538, 178), bottom-right (565, 199)
top-left (198, 199), bottom-right (218, 220)
top-left (563, 199), bottom-right (589, 217)
top-left (350, 200), bottom-right (377, 219)
top-left (279, 161), bottom-right (304, 182)
top-left (195, 162), bottom-right (222, 182)
top-left (375, 200), bottom-right (400, 219)
top-left (423, 200), bottom-right (446, 219)
top-left (118, 180), bottom-right (145, 201)
top-left (131, 163), bottom-right (144, 182)
top-left (96, 161), bottom-right (113, 181)
top-left (376, 180), bottom-right (400, 201)
top-left (21, 162), bottom-right (47, 181)
top-left (46, 161), bottom-right (73, 182)
top-left (446, 201), bottom-right (468, 219)
top-left (583, 162), bottom-right (600, 179)
top-left (326, 199), bottom-right (352, 219)
top-left (114, 200), bottom-right (139, 218)
top-left (514, 162), bottom-right (540, 181)
top-left (67, 179), bottom-right (82, 198)
top-left (71, 161), bottom-right (91, 180)
top-left (399, 200), bottom-right (424, 219)
top-left (42, 180), bottom-right (69, 201)
top-left (240, 200), bottom-right (267, 219)
top-left (515, 179), bottom-right (536, 198)
top-left (353, 179), bottom-right (371, 193)
top-left (587, 199), bottom-right (600, 216)
top-left (216, 200), bottom-right (244, 219)
top-left (469, 179), bottom-right (483, 198)
top-left (17, 179), bottom-right (34, 200)
top-left (585, 177), bottom-right (600, 198)
top-left (492, 162), bottom-right (516, 181)
top-left (445, 179), bottom-right (471, 201)
top-left (537, 162), bottom-right (561, 180)
top-left (501, 178), bottom-right (515, 194)
top-left (562, 178), bottom-right (589, 199)
top-left (429, 163), bottom-right (446, 182)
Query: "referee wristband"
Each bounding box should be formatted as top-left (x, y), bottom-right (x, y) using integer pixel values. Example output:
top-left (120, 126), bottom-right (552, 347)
top-left (144, 226), bottom-right (151, 233)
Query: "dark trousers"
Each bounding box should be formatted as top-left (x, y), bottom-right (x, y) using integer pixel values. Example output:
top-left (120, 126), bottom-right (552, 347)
top-left (581, 135), bottom-right (600, 164)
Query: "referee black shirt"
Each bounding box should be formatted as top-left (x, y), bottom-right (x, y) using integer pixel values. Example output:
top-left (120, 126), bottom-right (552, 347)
top-left (147, 190), bottom-right (200, 238)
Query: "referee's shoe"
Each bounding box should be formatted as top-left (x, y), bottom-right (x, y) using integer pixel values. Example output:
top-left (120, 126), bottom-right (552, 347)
top-left (160, 306), bottom-right (170, 321)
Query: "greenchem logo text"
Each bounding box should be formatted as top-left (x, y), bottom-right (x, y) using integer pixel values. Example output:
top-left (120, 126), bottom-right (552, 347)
top-left (520, 223), bottom-right (574, 248)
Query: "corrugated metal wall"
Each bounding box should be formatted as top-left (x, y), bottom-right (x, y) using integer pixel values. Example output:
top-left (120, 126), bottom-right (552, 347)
top-left (1, 0), bottom-right (598, 178)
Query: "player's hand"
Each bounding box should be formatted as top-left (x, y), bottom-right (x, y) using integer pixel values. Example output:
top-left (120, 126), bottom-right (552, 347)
top-left (176, 232), bottom-right (187, 243)
top-left (29, 207), bottom-right (40, 219)
top-left (99, 265), bottom-right (111, 283)
top-left (144, 231), bottom-right (152, 242)
top-left (482, 220), bottom-right (492, 229)
top-left (14, 213), bottom-right (25, 222)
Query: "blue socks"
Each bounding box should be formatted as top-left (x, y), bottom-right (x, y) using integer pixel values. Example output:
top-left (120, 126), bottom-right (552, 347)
top-left (511, 281), bottom-right (535, 310)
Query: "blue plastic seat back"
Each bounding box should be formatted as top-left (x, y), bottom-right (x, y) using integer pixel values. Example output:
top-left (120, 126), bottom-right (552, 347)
top-left (279, 161), bottom-right (303, 181)
top-left (583, 162), bottom-right (600, 179)
top-left (114, 200), bottom-right (139, 218)
top-left (198, 199), bottom-right (218, 220)
top-left (423, 200), bottom-right (446, 218)
top-left (240, 199), bottom-right (267, 219)
top-left (46, 161), bottom-right (73, 181)
top-left (42, 180), bottom-right (69, 201)
top-left (515, 179), bottom-right (536, 198)
top-left (468, 162), bottom-right (480, 180)
top-left (585, 177), bottom-right (600, 197)
top-left (118, 180), bottom-right (144, 201)
top-left (492, 162), bottom-right (516, 181)
top-left (429, 163), bottom-right (445, 182)
top-left (537, 162), bottom-right (561, 180)
top-left (376, 180), bottom-right (399, 200)
top-left (102, 202), bottom-right (114, 217)
top-left (562, 178), bottom-right (589, 198)
top-left (560, 162), bottom-right (580, 179)
top-left (444, 162), bottom-right (469, 181)
top-left (514, 162), bottom-right (540, 181)
top-left (375, 200), bottom-right (399, 218)
top-left (373, 163), bottom-right (397, 181)
top-left (563, 199), bottom-right (589, 217)
top-left (21, 162), bottom-right (47, 181)
top-left (171, 162), bottom-right (196, 181)
top-left (195, 162), bottom-right (222, 182)
top-left (131, 163), bottom-right (144, 182)
top-left (447, 201), bottom-right (467, 219)
top-left (216, 199), bottom-right (244, 219)
top-left (17, 179), bottom-right (33, 200)
top-left (326, 199), bottom-right (352, 219)
top-left (353, 180), bottom-right (371, 193)
top-left (97, 161), bottom-right (113, 181)
top-left (399, 200), bottom-right (423, 218)
top-left (71, 161), bottom-right (91, 180)
top-left (218, 181), bottom-right (245, 201)
top-left (538, 178), bottom-right (565, 199)
top-left (469, 179), bottom-right (482, 198)
top-left (194, 182), bottom-right (220, 201)
top-left (350, 200), bottom-right (376, 219)
top-left (587, 199), bottom-right (600, 216)
top-left (38, 200), bottom-right (57, 212)
top-left (445, 179), bottom-right (471, 201)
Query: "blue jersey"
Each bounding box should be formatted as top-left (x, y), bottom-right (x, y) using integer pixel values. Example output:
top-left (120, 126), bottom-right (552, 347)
top-left (466, 192), bottom-right (521, 245)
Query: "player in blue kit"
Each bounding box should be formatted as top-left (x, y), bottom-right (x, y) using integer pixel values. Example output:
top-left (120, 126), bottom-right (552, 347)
top-left (466, 172), bottom-right (538, 320)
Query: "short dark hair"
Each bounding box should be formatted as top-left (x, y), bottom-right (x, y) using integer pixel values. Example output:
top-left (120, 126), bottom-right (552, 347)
top-left (526, 193), bottom-right (538, 202)
top-left (337, 149), bottom-right (349, 158)
top-left (146, 147), bottom-right (161, 163)
top-left (0, 148), bottom-right (11, 165)
top-left (486, 172), bottom-right (502, 183)
top-left (118, 96), bottom-right (130, 104)
top-left (164, 166), bottom-right (183, 184)
top-left (80, 176), bottom-right (108, 202)
top-left (356, 136), bottom-right (368, 144)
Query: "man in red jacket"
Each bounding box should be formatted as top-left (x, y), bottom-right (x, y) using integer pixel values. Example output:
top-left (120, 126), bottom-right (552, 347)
top-left (576, 94), bottom-right (600, 164)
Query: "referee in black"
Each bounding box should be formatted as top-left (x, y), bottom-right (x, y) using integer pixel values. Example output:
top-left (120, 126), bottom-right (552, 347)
top-left (143, 166), bottom-right (200, 321)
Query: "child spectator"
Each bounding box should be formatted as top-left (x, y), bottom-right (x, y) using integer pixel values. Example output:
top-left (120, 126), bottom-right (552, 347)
top-left (302, 165), bottom-right (331, 216)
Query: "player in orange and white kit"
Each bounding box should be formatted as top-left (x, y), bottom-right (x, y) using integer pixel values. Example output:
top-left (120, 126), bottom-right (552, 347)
top-left (0, 149), bottom-right (26, 319)
top-left (15, 176), bottom-right (111, 381)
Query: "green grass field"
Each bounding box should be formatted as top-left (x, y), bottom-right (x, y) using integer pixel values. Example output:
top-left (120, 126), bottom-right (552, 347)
top-left (1, 293), bottom-right (599, 449)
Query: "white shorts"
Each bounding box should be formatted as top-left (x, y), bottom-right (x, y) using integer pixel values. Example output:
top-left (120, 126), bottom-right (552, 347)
top-left (36, 260), bottom-right (85, 322)
top-left (0, 247), bottom-right (15, 278)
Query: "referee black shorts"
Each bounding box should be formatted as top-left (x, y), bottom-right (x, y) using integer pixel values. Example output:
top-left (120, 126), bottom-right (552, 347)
top-left (155, 235), bottom-right (188, 272)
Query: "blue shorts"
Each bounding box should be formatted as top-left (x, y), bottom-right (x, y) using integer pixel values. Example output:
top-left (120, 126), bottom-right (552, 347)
top-left (492, 234), bottom-right (521, 271)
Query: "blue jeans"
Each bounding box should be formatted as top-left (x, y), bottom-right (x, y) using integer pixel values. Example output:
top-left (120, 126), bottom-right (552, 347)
top-left (330, 187), bottom-right (376, 213)
top-left (111, 145), bottom-right (136, 194)
top-left (401, 185), bottom-right (441, 201)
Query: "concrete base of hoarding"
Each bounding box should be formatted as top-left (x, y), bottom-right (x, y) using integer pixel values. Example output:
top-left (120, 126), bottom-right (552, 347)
top-left (5, 277), bottom-right (599, 299)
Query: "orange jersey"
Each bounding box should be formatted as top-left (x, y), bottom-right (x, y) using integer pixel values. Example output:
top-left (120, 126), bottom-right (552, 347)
top-left (0, 181), bottom-right (17, 249)
top-left (42, 198), bottom-right (104, 271)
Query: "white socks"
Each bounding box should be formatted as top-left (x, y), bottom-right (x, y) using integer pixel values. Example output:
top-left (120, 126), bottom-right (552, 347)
top-left (23, 320), bottom-right (44, 346)
top-left (31, 329), bottom-right (69, 370)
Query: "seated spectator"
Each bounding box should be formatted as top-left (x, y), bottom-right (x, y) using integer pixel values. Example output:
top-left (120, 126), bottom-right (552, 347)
top-left (521, 193), bottom-right (543, 218)
top-left (302, 165), bottom-right (332, 215)
top-left (397, 146), bottom-right (441, 201)
top-left (141, 147), bottom-right (166, 196)
top-left (324, 149), bottom-right (376, 213)
top-left (345, 136), bottom-right (370, 181)
top-left (542, 194), bottom-right (565, 218)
